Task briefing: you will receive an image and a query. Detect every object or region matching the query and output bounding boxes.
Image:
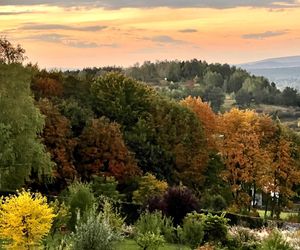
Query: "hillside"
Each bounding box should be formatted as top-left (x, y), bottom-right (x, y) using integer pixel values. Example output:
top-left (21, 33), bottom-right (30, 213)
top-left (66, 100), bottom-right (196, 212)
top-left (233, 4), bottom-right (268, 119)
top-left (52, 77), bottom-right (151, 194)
top-left (239, 56), bottom-right (300, 90)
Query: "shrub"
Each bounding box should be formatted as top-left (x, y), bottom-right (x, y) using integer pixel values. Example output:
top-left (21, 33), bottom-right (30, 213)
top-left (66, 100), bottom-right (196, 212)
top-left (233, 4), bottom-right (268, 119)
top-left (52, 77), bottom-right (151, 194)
top-left (71, 207), bottom-right (122, 250)
top-left (210, 195), bottom-right (227, 211)
top-left (0, 190), bottom-right (56, 249)
top-left (148, 186), bottom-right (200, 225)
top-left (92, 176), bottom-right (123, 201)
top-left (260, 230), bottom-right (293, 250)
top-left (133, 173), bottom-right (168, 205)
top-left (201, 213), bottom-right (229, 244)
top-left (178, 212), bottom-right (204, 248)
top-left (136, 232), bottom-right (165, 250)
top-left (49, 200), bottom-right (71, 236)
top-left (134, 211), bottom-right (175, 243)
top-left (228, 226), bottom-right (261, 250)
top-left (66, 182), bottom-right (96, 230)
top-left (101, 199), bottom-right (125, 234)
top-left (201, 194), bottom-right (227, 211)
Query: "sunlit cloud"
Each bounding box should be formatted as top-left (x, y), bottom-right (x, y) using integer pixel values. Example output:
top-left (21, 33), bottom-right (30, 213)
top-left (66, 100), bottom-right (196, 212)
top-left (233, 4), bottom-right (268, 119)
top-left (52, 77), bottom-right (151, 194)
top-left (146, 35), bottom-right (186, 45)
top-left (0, 0), bottom-right (299, 9)
top-left (20, 23), bottom-right (107, 32)
top-left (178, 29), bottom-right (198, 33)
top-left (23, 33), bottom-right (118, 49)
top-left (242, 30), bottom-right (289, 40)
top-left (0, 11), bottom-right (43, 15)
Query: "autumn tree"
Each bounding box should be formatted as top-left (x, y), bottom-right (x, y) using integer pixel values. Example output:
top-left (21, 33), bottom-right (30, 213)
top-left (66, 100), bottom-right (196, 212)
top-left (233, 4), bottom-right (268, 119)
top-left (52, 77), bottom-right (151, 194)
top-left (259, 124), bottom-right (300, 218)
top-left (181, 96), bottom-right (218, 151)
top-left (31, 70), bottom-right (63, 99)
top-left (76, 118), bottom-right (141, 181)
top-left (0, 37), bottom-right (26, 64)
top-left (218, 109), bottom-right (270, 208)
top-left (151, 97), bottom-right (208, 188)
top-left (0, 63), bottom-right (53, 189)
top-left (37, 99), bottom-right (77, 190)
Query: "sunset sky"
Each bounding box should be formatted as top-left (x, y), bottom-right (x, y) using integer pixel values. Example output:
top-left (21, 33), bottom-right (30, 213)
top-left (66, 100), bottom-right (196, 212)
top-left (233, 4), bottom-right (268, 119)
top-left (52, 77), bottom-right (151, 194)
top-left (1, 0), bottom-right (300, 69)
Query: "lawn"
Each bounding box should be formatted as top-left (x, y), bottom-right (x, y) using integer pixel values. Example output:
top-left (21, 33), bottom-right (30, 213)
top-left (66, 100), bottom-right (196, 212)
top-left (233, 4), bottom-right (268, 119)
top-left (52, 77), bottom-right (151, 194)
top-left (257, 209), bottom-right (297, 220)
top-left (116, 239), bottom-right (190, 250)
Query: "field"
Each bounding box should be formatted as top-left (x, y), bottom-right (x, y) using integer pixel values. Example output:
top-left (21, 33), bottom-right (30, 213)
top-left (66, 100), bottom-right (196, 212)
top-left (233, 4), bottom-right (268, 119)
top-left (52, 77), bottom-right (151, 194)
top-left (257, 210), bottom-right (298, 220)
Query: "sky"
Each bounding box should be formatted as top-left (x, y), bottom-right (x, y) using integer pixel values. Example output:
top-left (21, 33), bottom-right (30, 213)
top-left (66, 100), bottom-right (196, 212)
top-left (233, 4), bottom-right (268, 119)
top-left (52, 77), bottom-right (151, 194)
top-left (1, 0), bottom-right (300, 69)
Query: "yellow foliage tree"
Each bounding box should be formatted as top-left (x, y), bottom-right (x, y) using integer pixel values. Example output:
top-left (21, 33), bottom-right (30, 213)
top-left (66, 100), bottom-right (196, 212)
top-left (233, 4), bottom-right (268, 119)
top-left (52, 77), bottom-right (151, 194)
top-left (0, 190), bottom-right (56, 249)
top-left (133, 173), bottom-right (168, 204)
top-left (181, 96), bottom-right (218, 151)
top-left (259, 125), bottom-right (300, 218)
top-left (218, 109), bottom-right (271, 208)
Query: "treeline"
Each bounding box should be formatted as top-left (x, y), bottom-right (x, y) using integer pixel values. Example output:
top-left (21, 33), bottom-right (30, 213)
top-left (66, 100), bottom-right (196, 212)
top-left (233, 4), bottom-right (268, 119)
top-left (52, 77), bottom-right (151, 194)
top-left (1, 39), bottom-right (300, 218)
top-left (1, 61), bottom-right (300, 218)
top-left (66, 60), bottom-right (300, 111)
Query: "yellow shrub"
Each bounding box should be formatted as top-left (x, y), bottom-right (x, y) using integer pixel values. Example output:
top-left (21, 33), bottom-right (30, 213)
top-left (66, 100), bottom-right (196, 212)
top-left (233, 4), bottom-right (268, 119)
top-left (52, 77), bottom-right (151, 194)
top-left (0, 190), bottom-right (56, 249)
top-left (133, 173), bottom-right (168, 204)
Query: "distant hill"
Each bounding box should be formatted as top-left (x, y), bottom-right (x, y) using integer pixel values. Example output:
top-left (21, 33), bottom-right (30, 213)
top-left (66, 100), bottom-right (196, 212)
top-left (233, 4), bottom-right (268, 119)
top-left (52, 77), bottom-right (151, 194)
top-left (238, 56), bottom-right (300, 90)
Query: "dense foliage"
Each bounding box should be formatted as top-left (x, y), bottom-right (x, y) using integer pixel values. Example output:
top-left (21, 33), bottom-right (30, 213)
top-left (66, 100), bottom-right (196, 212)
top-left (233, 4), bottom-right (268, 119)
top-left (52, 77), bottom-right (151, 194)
top-left (0, 63), bottom-right (53, 189)
top-left (2, 41), bottom-right (300, 249)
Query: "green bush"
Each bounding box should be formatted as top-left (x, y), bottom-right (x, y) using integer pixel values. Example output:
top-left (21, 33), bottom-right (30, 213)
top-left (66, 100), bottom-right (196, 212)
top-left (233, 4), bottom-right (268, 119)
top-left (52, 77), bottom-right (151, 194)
top-left (211, 195), bottom-right (227, 211)
top-left (66, 182), bottom-right (96, 230)
top-left (135, 232), bottom-right (165, 250)
top-left (92, 176), bottom-right (123, 201)
top-left (260, 230), bottom-right (293, 250)
top-left (200, 194), bottom-right (227, 211)
top-left (178, 212), bottom-right (204, 248)
top-left (134, 211), bottom-right (175, 243)
top-left (71, 207), bottom-right (122, 250)
top-left (101, 199), bottom-right (125, 234)
top-left (202, 213), bottom-right (229, 244)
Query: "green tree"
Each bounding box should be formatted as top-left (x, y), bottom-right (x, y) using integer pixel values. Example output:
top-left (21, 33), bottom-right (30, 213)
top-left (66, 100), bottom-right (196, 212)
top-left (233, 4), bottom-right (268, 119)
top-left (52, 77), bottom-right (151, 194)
top-left (0, 63), bottom-right (53, 189)
top-left (226, 70), bottom-right (248, 93)
top-left (235, 88), bottom-right (252, 107)
top-left (91, 72), bottom-right (155, 129)
top-left (202, 87), bottom-right (225, 112)
top-left (281, 87), bottom-right (299, 106)
top-left (203, 71), bottom-right (224, 88)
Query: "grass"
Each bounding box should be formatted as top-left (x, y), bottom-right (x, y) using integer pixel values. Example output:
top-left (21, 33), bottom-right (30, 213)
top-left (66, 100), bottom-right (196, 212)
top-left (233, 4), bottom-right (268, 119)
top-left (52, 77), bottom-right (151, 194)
top-left (116, 239), bottom-right (190, 250)
top-left (257, 209), bottom-right (297, 220)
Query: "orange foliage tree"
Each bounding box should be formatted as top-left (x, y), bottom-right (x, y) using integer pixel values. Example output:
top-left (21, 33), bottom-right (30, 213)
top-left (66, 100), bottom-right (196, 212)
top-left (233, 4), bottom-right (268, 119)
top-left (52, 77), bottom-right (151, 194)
top-left (218, 108), bottom-right (300, 213)
top-left (31, 71), bottom-right (63, 99)
top-left (217, 109), bottom-right (270, 208)
top-left (259, 124), bottom-right (300, 218)
top-left (38, 99), bottom-right (77, 189)
top-left (180, 96), bottom-right (218, 151)
top-left (76, 118), bottom-right (141, 182)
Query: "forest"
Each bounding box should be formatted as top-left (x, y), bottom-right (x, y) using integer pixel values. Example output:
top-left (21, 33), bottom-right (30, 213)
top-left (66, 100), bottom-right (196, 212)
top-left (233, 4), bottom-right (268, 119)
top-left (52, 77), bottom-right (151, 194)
top-left (1, 38), bottom-right (300, 249)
